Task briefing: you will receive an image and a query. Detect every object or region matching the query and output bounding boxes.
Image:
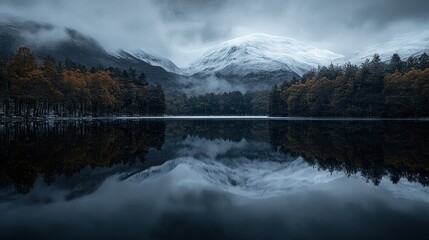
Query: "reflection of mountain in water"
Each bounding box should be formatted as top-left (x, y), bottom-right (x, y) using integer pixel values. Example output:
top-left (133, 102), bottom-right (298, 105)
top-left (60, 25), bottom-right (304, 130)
top-left (162, 120), bottom-right (429, 187)
top-left (129, 156), bottom-right (344, 198)
top-left (1, 119), bottom-right (428, 198)
top-left (131, 120), bottom-right (429, 199)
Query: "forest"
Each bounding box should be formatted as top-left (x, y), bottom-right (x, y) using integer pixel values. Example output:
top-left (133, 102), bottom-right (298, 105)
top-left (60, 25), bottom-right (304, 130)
top-left (0, 47), bottom-right (166, 118)
top-left (1, 47), bottom-right (428, 118)
top-left (168, 52), bottom-right (429, 117)
top-left (166, 91), bottom-right (269, 115)
top-left (269, 53), bottom-right (429, 117)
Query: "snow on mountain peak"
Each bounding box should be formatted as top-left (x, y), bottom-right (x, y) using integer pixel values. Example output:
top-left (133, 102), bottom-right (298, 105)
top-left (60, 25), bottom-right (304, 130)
top-left (186, 33), bottom-right (343, 76)
top-left (131, 49), bottom-right (179, 73)
top-left (114, 31), bottom-right (429, 83)
top-left (336, 30), bottom-right (429, 64)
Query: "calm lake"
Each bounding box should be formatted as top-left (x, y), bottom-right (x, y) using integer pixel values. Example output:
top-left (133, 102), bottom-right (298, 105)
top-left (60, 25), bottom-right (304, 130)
top-left (1, 119), bottom-right (429, 239)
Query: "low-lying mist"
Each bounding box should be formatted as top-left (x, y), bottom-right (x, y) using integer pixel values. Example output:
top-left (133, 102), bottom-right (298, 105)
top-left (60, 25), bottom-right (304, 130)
top-left (179, 75), bottom-right (248, 95)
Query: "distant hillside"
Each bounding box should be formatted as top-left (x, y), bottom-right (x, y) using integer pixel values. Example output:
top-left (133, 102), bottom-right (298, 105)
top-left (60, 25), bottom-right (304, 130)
top-left (0, 19), bottom-right (184, 91)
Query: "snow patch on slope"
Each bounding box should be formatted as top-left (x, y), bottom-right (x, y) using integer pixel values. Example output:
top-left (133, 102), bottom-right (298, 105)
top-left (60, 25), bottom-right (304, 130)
top-left (128, 157), bottom-right (344, 199)
top-left (374, 176), bottom-right (429, 203)
top-left (128, 156), bottom-right (429, 202)
top-left (185, 33), bottom-right (343, 77)
top-left (131, 49), bottom-right (179, 73)
top-left (336, 30), bottom-right (429, 64)
top-left (115, 31), bottom-right (429, 80)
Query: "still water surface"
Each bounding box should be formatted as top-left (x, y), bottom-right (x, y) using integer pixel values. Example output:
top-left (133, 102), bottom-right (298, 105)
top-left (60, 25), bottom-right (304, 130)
top-left (0, 119), bottom-right (428, 239)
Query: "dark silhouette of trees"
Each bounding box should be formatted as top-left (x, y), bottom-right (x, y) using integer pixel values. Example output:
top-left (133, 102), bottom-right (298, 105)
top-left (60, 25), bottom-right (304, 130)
top-left (0, 47), bottom-right (166, 118)
top-left (269, 85), bottom-right (284, 116)
top-left (2, 119), bottom-right (429, 193)
top-left (0, 50), bottom-right (11, 115)
top-left (388, 53), bottom-right (403, 73)
top-left (2, 48), bottom-right (427, 118)
top-left (384, 68), bottom-right (429, 117)
top-left (166, 91), bottom-right (270, 116)
top-left (419, 53), bottom-right (429, 70)
top-left (269, 121), bottom-right (429, 186)
top-left (0, 120), bottom-right (166, 193)
top-left (271, 53), bottom-right (429, 117)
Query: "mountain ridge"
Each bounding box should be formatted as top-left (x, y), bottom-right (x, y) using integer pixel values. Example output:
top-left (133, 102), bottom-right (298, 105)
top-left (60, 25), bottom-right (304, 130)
top-left (335, 30), bottom-right (429, 64)
top-left (184, 33), bottom-right (343, 77)
top-left (129, 49), bottom-right (179, 73)
top-left (1, 17), bottom-right (428, 94)
top-left (0, 19), bottom-right (185, 92)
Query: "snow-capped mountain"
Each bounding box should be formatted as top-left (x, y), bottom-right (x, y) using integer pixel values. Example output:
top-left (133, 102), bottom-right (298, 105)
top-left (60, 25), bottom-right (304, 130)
top-left (0, 18), bottom-right (186, 92)
top-left (336, 30), bottom-right (429, 64)
top-left (129, 157), bottom-right (344, 199)
top-left (131, 49), bottom-right (179, 73)
top-left (128, 156), bottom-right (429, 201)
top-left (3, 15), bottom-right (429, 93)
top-left (185, 33), bottom-right (343, 77)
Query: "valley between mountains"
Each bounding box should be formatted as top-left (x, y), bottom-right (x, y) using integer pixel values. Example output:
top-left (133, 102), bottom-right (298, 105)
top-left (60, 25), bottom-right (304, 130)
top-left (1, 18), bottom-right (428, 94)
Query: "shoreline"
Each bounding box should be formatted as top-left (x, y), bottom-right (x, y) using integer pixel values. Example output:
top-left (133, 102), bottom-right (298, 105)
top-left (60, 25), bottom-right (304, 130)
top-left (1, 115), bottom-right (429, 122)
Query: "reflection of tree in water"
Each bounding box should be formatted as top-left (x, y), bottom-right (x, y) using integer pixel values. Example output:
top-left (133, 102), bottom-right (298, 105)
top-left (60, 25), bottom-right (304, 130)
top-left (166, 120), bottom-right (270, 142)
top-left (269, 121), bottom-right (429, 186)
top-left (0, 120), bottom-right (165, 193)
top-left (2, 120), bottom-right (428, 194)
top-left (162, 120), bottom-right (429, 187)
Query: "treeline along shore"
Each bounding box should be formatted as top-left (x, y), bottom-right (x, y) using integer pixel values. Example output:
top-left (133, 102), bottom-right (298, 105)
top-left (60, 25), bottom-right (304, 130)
top-left (269, 53), bottom-right (429, 118)
top-left (1, 47), bottom-right (428, 118)
top-left (0, 47), bottom-right (166, 119)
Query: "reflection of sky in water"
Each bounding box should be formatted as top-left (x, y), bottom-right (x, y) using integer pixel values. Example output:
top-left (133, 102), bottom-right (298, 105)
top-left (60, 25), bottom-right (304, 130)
top-left (1, 135), bottom-right (429, 239)
top-left (131, 136), bottom-right (346, 198)
top-left (139, 136), bottom-right (429, 201)
top-left (1, 166), bottom-right (429, 239)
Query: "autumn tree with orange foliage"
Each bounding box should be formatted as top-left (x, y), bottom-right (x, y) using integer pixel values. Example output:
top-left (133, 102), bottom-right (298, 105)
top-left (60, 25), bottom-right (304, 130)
top-left (0, 47), bottom-right (166, 118)
top-left (384, 68), bottom-right (429, 117)
top-left (271, 53), bottom-right (429, 117)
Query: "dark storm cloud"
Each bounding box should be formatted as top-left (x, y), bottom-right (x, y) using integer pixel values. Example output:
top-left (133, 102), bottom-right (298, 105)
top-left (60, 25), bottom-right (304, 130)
top-left (152, 0), bottom-right (429, 61)
top-left (284, 0), bottom-right (429, 33)
top-left (351, 0), bottom-right (429, 27)
top-left (0, 0), bottom-right (428, 66)
top-left (0, 0), bottom-right (36, 6)
top-left (154, 0), bottom-right (228, 20)
top-left (153, 0), bottom-right (429, 30)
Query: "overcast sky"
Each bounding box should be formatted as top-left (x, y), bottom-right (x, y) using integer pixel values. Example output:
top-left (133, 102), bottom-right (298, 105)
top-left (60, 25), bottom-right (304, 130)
top-left (1, 0), bottom-right (428, 67)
